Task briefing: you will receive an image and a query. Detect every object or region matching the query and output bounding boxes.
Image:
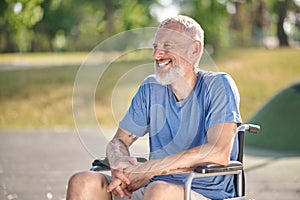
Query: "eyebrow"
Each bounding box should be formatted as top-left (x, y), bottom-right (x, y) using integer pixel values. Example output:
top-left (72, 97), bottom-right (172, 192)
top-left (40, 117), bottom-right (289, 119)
top-left (152, 40), bottom-right (174, 47)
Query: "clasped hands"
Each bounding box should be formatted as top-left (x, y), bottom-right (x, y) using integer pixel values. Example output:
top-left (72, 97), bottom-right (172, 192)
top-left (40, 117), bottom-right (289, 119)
top-left (107, 158), bottom-right (152, 199)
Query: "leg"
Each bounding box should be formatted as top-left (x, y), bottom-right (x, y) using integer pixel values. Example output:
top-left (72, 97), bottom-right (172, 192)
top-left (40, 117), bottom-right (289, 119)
top-left (66, 171), bottom-right (111, 200)
top-left (143, 181), bottom-right (184, 200)
top-left (143, 181), bottom-right (209, 200)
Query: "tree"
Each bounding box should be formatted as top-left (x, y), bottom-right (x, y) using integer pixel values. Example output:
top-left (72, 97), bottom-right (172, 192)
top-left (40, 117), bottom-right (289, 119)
top-left (96, 0), bottom-right (154, 40)
top-left (33, 0), bottom-right (82, 51)
top-left (0, 0), bottom-right (157, 52)
top-left (31, 0), bottom-right (156, 52)
top-left (251, 0), bottom-right (270, 46)
top-left (0, 1), bottom-right (15, 52)
top-left (230, 0), bottom-right (252, 46)
top-left (179, 0), bottom-right (230, 52)
top-left (179, 0), bottom-right (299, 50)
top-left (267, 0), bottom-right (299, 47)
top-left (4, 0), bottom-right (44, 52)
top-left (276, 0), bottom-right (291, 46)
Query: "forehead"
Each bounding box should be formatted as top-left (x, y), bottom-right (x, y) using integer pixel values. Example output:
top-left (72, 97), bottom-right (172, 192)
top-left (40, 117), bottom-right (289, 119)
top-left (154, 23), bottom-right (193, 44)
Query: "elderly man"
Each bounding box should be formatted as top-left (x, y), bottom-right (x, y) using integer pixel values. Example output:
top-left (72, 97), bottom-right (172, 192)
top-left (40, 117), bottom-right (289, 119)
top-left (67, 15), bottom-right (242, 200)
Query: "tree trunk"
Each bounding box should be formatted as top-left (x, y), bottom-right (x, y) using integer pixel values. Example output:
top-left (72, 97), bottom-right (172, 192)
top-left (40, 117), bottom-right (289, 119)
top-left (277, 0), bottom-right (290, 46)
top-left (103, 0), bottom-right (115, 35)
top-left (251, 0), bottom-right (269, 46)
top-left (230, 1), bottom-right (251, 46)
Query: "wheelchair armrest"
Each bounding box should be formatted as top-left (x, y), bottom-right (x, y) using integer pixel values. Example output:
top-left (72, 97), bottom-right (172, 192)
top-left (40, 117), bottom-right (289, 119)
top-left (90, 157), bottom-right (148, 172)
top-left (238, 124), bottom-right (260, 134)
top-left (194, 161), bottom-right (243, 174)
top-left (90, 157), bottom-right (110, 171)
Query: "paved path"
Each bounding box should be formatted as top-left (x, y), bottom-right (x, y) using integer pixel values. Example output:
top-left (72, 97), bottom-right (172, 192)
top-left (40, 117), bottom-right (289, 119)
top-left (0, 130), bottom-right (299, 200)
top-left (0, 130), bottom-right (92, 200)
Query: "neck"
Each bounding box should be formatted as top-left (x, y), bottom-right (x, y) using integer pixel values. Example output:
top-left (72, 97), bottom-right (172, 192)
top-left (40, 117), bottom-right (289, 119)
top-left (171, 71), bottom-right (198, 101)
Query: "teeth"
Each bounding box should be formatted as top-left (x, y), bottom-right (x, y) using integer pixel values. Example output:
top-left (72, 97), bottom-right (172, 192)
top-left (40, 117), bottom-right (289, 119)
top-left (158, 61), bottom-right (170, 67)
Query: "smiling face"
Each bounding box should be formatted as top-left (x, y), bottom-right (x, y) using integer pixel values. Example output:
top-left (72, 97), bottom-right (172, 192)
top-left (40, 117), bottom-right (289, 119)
top-left (153, 23), bottom-right (198, 85)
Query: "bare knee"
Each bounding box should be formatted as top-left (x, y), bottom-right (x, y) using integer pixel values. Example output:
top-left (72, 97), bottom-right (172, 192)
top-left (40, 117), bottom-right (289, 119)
top-left (145, 181), bottom-right (167, 193)
top-left (67, 171), bottom-right (110, 200)
top-left (68, 171), bottom-right (108, 188)
top-left (144, 181), bottom-right (184, 200)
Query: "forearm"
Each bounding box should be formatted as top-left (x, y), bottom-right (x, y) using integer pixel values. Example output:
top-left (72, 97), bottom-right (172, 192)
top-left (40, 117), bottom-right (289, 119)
top-left (154, 135), bottom-right (234, 175)
top-left (106, 138), bottom-right (130, 167)
top-left (132, 146), bottom-right (209, 176)
top-left (105, 128), bottom-right (140, 197)
top-left (165, 143), bottom-right (230, 172)
top-left (124, 148), bottom-right (199, 178)
top-left (155, 123), bottom-right (236, 175)
top-left (106, 127), bottom-right (138, 168)
top-left (126, 139), bottom-right (233, 177)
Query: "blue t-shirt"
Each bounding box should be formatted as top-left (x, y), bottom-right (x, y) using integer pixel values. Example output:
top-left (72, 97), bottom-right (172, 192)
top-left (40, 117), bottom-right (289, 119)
top-left (119, 70), bottom-right (242, 199)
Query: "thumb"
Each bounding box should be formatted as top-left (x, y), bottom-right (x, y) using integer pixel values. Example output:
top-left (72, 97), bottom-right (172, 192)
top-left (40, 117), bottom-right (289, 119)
top-left (128, 157), bottom-right (138, 165)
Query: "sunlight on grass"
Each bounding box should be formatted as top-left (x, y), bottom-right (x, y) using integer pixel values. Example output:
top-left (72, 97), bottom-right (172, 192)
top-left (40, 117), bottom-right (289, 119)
top-left (0, 52), bottom-right (87, 66)
top-left (216, 48), bottom-right (300, 120)
top-left (0, 48), bottom-right (299, 129)
top-left (0, 85), bottom-right (74, 129)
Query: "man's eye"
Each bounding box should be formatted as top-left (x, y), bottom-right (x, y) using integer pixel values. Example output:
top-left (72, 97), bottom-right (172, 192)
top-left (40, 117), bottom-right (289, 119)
top-left (164, 44), bottom-right (172, 49)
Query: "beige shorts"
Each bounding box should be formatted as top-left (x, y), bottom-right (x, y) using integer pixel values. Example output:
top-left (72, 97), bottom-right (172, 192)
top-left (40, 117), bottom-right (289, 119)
top-left (103, 174), bottom-right (209, 200)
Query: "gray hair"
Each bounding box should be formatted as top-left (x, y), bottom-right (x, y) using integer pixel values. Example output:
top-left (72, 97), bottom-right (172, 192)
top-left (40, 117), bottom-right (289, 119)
top-left (159, 15), bottom-right (204, 68)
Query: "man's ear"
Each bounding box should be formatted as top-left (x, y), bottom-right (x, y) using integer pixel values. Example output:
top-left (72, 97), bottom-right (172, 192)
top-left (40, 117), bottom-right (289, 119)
top-left (192, 40), bottom-right (202, 56)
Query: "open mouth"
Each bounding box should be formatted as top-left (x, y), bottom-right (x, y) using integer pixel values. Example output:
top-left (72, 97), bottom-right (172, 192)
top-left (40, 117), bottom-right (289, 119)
top-left (156, 59), bottom-right (172, 68)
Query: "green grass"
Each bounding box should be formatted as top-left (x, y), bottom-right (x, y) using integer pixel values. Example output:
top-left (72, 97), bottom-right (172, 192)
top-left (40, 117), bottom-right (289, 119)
top-left (0, 52), bottom-right (88, 66)
top-left (0, 66), bottom-right (78, 129)
top-left (0, 50), bottom-right (153, 129)
top-left (246, 82), bottom-right (300, 152)
top-left (215, 48), bottom-right (300, 121)
top-left (0, 48), bottom-right (299, 130)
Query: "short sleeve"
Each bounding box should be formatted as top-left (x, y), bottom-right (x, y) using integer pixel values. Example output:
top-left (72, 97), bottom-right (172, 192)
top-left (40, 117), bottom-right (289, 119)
top-left (205, 73), bottom-right (242, 129)
top-left (119, 78), bottom-right (151, 137)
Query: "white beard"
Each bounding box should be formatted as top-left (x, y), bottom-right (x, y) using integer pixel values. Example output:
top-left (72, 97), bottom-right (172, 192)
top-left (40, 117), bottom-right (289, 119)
top-left (154, 61), bottom-right (185, 85)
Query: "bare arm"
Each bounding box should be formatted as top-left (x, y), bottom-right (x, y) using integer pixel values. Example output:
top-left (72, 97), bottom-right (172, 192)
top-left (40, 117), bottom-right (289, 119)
top-left (106, 127), bottom-right (138, 168)
top-left (156, 122), bottom-right (237, 173)
top-left (105, 127), bottom-right (138, 198)
top-left (124, 122), bottom-right (237, 191)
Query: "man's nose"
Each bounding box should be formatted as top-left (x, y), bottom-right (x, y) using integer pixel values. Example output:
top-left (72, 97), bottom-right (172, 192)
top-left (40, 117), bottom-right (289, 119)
top-left (153, 48), bottom-right (166, 60)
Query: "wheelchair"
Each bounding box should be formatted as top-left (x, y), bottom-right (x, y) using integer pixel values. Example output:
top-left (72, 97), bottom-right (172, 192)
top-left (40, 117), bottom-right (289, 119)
top-left (90, 123), bottom-right (260, 200)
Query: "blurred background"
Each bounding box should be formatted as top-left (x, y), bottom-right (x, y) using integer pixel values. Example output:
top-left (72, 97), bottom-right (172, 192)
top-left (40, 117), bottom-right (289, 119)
top-left (0, 0), bottom-right (299, 52)
top-left (0, 0), bottom-right (299, 127)
top-left (0, 1), bottom-right (300, 199)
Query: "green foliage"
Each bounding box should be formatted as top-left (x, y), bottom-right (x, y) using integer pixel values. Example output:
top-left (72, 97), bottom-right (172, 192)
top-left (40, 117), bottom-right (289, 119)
top-left (4, 0), bottom-right (44, 52)
top-left (182, 0), bottom-right (230, 50)
top-left (0, 0), bottom-right (299, 52)
top-left (1, 0), bottom-right (156, 52)
top-left (5, 0), bottom-right (44, 28)
top-left (119, 0), bottom-right (151, 29)
top-left (34, 0), bottom-right (80, 51)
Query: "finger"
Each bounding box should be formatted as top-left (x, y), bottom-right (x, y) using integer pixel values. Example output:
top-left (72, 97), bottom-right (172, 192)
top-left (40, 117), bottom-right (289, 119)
top-left (111, 182), bottom-right (131, 198)
top-left (112, 189), bottom-right (118, 196)
top-left (128, 157), bottom-right (138, 165)
top-left (119, 182), bottom-right (127, 190)
top-left (119, 182), bottom-right (132, 198)
top-left (126, 184), bottom-right (136, 193)
top-left (123, 188), bottom-right (132, 198)
top-left (107, 179), bottom-right (121, 192)
top-left (113, 171), bottom-right (130, 185)
top-left (114, 185), bottom-right (125, 198)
